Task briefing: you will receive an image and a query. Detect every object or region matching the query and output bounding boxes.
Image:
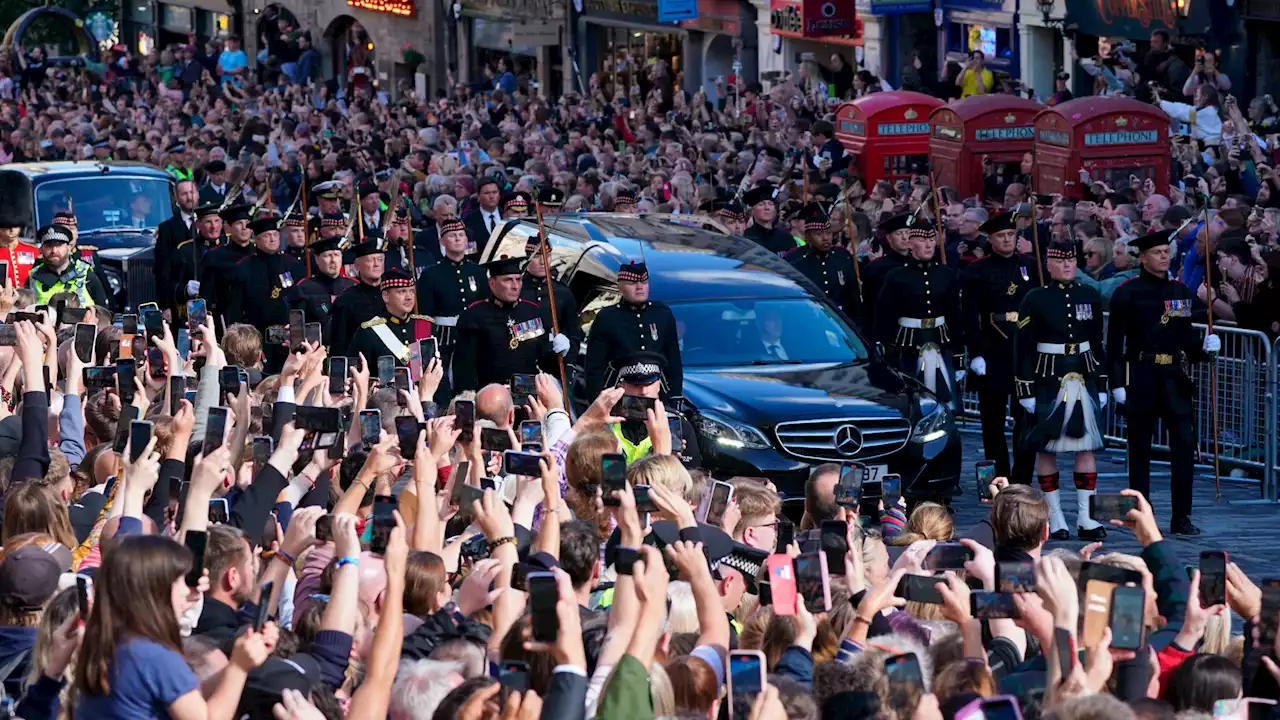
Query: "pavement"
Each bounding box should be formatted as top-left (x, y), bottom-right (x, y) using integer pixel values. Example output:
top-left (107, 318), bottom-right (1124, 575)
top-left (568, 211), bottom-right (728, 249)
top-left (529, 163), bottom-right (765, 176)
top-left (952, 429), bottom-right (1278, 579)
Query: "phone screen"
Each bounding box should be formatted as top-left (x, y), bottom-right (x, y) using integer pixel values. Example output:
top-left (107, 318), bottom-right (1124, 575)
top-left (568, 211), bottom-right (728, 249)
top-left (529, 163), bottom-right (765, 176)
top-left (305, 322), bottom-right (322, 347)
top-left (187, 299), bottom-right (207, 331)
top-left (455, 400), bottom-right (476, 442)
top-left (528, 572), bottom-right (560, 642)
top-left (76, 575), bottom-right (90, 617)
top-left (143, 309), bottom-right (164, 338)
top-left (633, 484), bottom-right (659, 514)
top-left (503, 451), bottom-right (543, 477)
top-left (519, 421), bottom-right (543, 445)
top-left (184, 531), bottom-right (207, 588)
top-left (83, 366), bottom-right (114, 388)
top-left (1109, 586), bottom-right (1146, 650)
top-left (129, 420), bottom-right (153, 462)
top-left (219, 366), bottom-right (241, 396)
top-left (377, 356), bottom-right (396, 385)
top-left (147, 348), bottom-right (166, 379)
top-left (997, 561), bottom-right (1037, 593)
top-left (511, 373), bottom-right (537, 403)
top-left (1090, 494), bottom-right (1139, 523)
top-left (794, 552), bottom-right (829, 612)
top-left (481, 427), bottom-right (514, 452)
top-left (885, 653), bottom-right (924, 692)
top-left (255, 581), bottom-right (273, 631)
top-left (396, 416), bottom-right (422, 459)
top-left (835, 464), bottom-right (863, 506)
top-left (882, 473), bottom-right (901, 507)
top-left (705, 481), bottom-right (733, 527)
top-left (394, 367), bottom-right (411, 393)
top-left (177, 328), bottom-right (190, 360)
top-left (1054, 627), bottom-right (1075, 679)
top-left (776, 520), bottom-right (795, 551)
top-left (1199, 551), bottom-right (1227, 607)
top-left (370, 495), bottom-right (396, 555)
top-left (729, 653), bottom-right (764, 695)
top-left (972, 591), bottom-right (1019, 619)
top-left (601, 453), bottom-right (627, 505)
top-left (976, 461), bottom-right (996, 501)
top-left (203, 407), bottom-right (229, 455)
top-left (74, 323), bottom-right (96, 363)
top-left (289, 310), bottom-right (305, 350)
top-left (925, 542), bottom-right (973, 571)
top-left (208, 498), bottom-right (229, 524)
top-left (1080, 561), bottom-right (1144, 588)
top-left (611, 394), bottom-right (656, 421)
top-left (169, 376), bottom-right (185, 415)
top-left (359, 409), bottom-right (382, 449)
top-left (820, 520), bottom-right (847, 575)
top-left (252, 436), bottom-right (273, 473)
top-left (328, 357), bottom-right (348, 395)
top-left (121, 314), bottom-right (139, 335)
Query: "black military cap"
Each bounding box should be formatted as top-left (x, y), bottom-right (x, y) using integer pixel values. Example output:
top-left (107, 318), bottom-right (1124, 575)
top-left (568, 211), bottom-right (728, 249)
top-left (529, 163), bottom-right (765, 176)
top-left (195, 203), bottom-right (222, 219)
top-left (312, 181), bottom-right (344, 200)
top-left (1131, 230), bottom-right (1172, 253)
top-left (52, 211), bottom-right (77, 228)
top-left (803, 203), bottom-right (831, 232)
top-left (614, 187), bottom-right (637, 206)
top-left (980, 211), bottom-right (1018, 235)
top-left (220, 204), bottom-right (252, 224)
top-left (616, 262), bottom-right (648, 283)
top-left (504, 191), bottom-right (530, 213)
top-left (879, 212), bottom-right (913, 235)
top-left (282, 214), bottom-right (307, 229)
top-left (309, 236), bottom-right (343, 255)
top-left (439, 219), bottom-right (468, 237)
top-left (357, 180), bottom-right (380, 198)
top-left (537, 187), bottom-right (565, 207)
top-left (718, 201), bottom-right (746, 222)
top-left (1046, 240), bottom-right (1076, 260)
top-left (36, 224), bottom-right (73, 246)
top-left (743, 183), bottom-right (779, 206)
top-left (486, 256), bottom-right (525, 277)
top-left (350, 237), bottom-right (386, 258)
top-left (320, 212), bottom-right (346, 228)
top-left (381, 267), bottom-right (415, 289)
top-left (249, 215), bottom-right (282, 235)
top-left (205, 159), bottom-right (227, 174)
top-left (615, 350), bottom-right (666, 386)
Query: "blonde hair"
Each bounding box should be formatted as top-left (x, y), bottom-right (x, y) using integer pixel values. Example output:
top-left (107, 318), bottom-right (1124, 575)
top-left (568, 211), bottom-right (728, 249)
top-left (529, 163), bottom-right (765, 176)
top-left (627, 454), bottom-right (692, 501)
top-left (666, 581), bottom-right (698, 634)
top-left (892, 502), bottom-right (954, 545)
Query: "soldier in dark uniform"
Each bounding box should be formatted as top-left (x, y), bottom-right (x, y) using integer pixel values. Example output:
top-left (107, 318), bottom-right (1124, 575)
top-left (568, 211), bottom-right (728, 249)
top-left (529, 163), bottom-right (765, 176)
top-left (584, 262), bottom-right (683, 401)
top-left (171, 204), bottom-right (222, 317)
top-left (385, 207), bottom-right (434, 279)
top-left (960, 210), bottom-right (1039, 486)
top-left (293, 235), bottom-right (355, 340)
top-left (307, 182), bottom-right (345, 241)
top-left (201, 204), bottom-right (255, 327)
top-left (329, 237), bottom-right (387, 358)
top-left (281, 213), bottom-right (309, 265)
top-left (224, 215), bottom-right (307, 372)
top-left (783, 204), bottom-right (861, 321)
top-left (452, 256), bottom-right (561, 392)
top-left (717, 201), bottom-right (748, 236)
top-left (417, 218), bottom-right (489, 367)
top-left (612, 187), bottom-right (637, 214)
top-left (347, 268), bottom-right (435, 367)
top-left (521, 234), bottom-right (581, 375)
top-left (535, 187), bottom-right (564, 221)
top-left (874, 220), bottom-right (964, 410)
top-left (1013, 240), bottom-right (1108, 541)
top-left (860, 212), bottom-right (913, 333)
top-left (502, 191), bottom-right (530, 220)
top-left (742, 184), bottom-right (796, 255)
top-left (1106, 230), bottom-right (1220, 536)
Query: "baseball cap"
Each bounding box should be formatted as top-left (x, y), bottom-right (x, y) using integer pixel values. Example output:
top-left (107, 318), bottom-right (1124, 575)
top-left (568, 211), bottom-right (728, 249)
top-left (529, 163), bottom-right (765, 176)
top-left (0, 546), bottom-right (63, 611)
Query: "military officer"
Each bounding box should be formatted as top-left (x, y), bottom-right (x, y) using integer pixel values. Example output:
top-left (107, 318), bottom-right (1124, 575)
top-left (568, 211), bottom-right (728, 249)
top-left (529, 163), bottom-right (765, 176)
top-left (1106, 230), bottom-right (1220, 536)
top-left (613, 187), bottom-right (637, 214)
top-left (860, 212), bottom-right (914, 333)
top-left (307, 182), bottom-right (345, 240)
top-left (282, 213), bottom-right (309, 264)
top-left (0, 170), bottom-right (40, 289)
top-left (452, 256), bottom-right (562, 392)
top-left (783, 204), bottom-right (861, 321)
top-left (202, 203), bottom-right (255, 325)
top-left (171, 204), bottom-right (222, 315)
top-left (385, 207), bottom-right (434, 279)
top-left (347, 268), bottom-right (434, 367)
top-left (717, 201), bottom-right (748, 236)
top-left (742, 184), bottom-right (795, 255)
top-left (224, 215), bottom-right (307, 371)
top-left (874, 220), bottom-right (964, 409)
top-left (960, 210), bottom-right (1040, 486)
top-left (356, 180), bottom-right (384, 236)
top-left (502, 191), bottom-right (530, 220)
top-left (522, 234), bottom-right (582, 374)
top-left (27, 224), bottom-right (108, 307)
top-left (584, 262), bottom-right (683, 401)
top-left (329, 236), bottom-right (387, 358)
top-left (1014, 240), bottom-right (1108, 541)
top-left (293, 235), bottom-right (355, 339)
top-left (417, 218), bottom-right (489, 355)
top-left (535, 187), bottom-right (565, 220)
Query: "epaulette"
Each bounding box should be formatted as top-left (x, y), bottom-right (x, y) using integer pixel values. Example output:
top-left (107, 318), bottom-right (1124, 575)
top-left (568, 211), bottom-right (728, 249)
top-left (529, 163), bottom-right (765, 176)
top-left (176, 239), bottom-right (193, 250)
top-left (518, 299), bottom-right (540, 307)
top-left (410, 314), bottom-right (435, 322)
top-left (361, 317), bottom-right (387, 329)
top-left (466, 299), bottom-right (487, 309)
top-left (78, 245), bottom-right (98, 252)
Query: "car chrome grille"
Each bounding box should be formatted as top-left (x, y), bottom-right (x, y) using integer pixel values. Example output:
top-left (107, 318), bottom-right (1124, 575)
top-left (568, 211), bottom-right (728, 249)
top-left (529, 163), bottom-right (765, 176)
top-left (122, 256), bottom-right (157, 308)
top-left (773, 416), bottom-right (912, 462)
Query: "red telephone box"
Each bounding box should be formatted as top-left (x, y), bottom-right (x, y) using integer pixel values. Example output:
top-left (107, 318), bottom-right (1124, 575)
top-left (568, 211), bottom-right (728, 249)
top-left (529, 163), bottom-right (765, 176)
top-left (835, 90), bottom-right (943, 187)
top-left (928, 94), bottom-right (1044, 201)
top-left (1031, 96), bottom-right (1171, 199)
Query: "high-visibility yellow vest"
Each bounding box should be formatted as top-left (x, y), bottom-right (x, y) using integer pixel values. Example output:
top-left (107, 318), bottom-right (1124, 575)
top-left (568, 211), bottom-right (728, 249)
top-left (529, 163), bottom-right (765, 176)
top-left (609, 424), bottom-right (652, 465)
top-left (32, 260), bottom-right (94, 306)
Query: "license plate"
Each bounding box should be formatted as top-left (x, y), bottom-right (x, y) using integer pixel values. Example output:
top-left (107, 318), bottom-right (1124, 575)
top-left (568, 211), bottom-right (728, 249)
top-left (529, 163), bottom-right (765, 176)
top-left (866, 465), bottom-right (888, 482)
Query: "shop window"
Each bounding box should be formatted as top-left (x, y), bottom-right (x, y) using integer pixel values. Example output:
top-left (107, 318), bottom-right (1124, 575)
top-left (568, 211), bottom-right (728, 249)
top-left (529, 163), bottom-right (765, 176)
top-left (161, 5), bottom-right (193, 32)
top-left (946, 22), bottom-right (1013, 61)
top-left (129, 1), bottom-right (154, 22)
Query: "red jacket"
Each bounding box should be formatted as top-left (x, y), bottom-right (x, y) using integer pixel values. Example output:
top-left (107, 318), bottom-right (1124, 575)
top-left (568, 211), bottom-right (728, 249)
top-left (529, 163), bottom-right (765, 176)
top-left (1156, 642), bottom-right (1195, 700)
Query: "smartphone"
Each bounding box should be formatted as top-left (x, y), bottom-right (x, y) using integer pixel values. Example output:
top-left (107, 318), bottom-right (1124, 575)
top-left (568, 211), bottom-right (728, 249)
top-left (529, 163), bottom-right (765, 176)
top-left (396, 416), bottom-right (423, 459)
top-left (820, 520), bottom-right (848, 576)
top-left (143, 308), bottom-right (164, 338)
top-left (208, 497), bottom-right (230, 523)
top-left (499, 660), bottom-right (531, 702)
top-left (503, 450), bottom-right (543, 477)
top-left (247, 436), bottom-right (273, 475)
top-left (896, 573), bottom-right (947, 604)
top-left (60, 306), bottom-right (88, 325)
top-left (633, 484), bottom-right (659, 514)
top-left (377, 355), bottom-right (396, 386)
top-left (976, 460), bottom-right (997, 503)
top-left (835, 463), bottom-right (863, 506)
top-left (75, 575), bottom-right (90, 618)
top-left (305, 322), bottom-right (322, 347)
top-left (295, 406), bottom-right (342, 432)
top-left (728, 650), bottom-right (766, 697)
top-left (700, 481), bottom-right (734, 527)
top-left (1243, 699), bottom-right (1278, 720)
top-left (1260, 579), bottom-right (1280, 649)
top-left (1080, 561), bottom-right (1144, 588)
top-left (145, 347), bottom-right (166, 380)
top-left (972, 591), bottom-right (1019, 619)
top-left (1089, 494), bottom-right (1139, 523)
top-left (528, 572), bottom-right (560, 643)
top-left (481, 427), bottom-right (514, 452)
top-left (668, 416), bottom-right (683, 444)
top-left (611, 394), bottom-right (656, 421)
top-left (420, 336), bottom-right (439, 361)
top-left (885, 652), bottom-right (925, 693)
top-left (600, 452), bottom-right (627, 506)
top-left (203, 407), bottom-right (229, 455)
top-left (370, 495), bottom-right (396, 555)
top-left (925, 542), bottom-right (974, 571)
top-left (121, 313), bottom-right (139, 335)
top-left (394, 366), bottom-right (411, 396)
top-left (0, 326), bottom-right (15, 346)
top-left (184, 530), bottom-right (207, 588)
top-left (328, 356), bottom-right (348, 395)
top-left (882, 473), bottom-right (901, 508)
top-left (1109, 585), bottom-right (1147, 651)
top-left (219, 365), bottom-right (241, 396)
top-left (254, 581), bottom-right (273, 631)
top-left (1054, 627), bottom-right (1076, 679)
top-left (454, 399), bottom-right (475, 443)
top-left (519, 421), bottom-right (543, 446)
top-left (176, 328), bottom-right (190, 360)
top-left (1082, 578), bottom-right (1115, 648)
top-left (794, 552), bottom-right (831, 613)
top-left (74, 322), bottom-right (96, 363)
top-left (775, 519), bottom-right (795, 552)
top-left (359, 409), bottom-right (381, 449)
top-left (288, 309), bottom-right (305, 350)
top-left (129, 419), bottom-right (153, 463)
top-left (83, 366), bottom-right (115, 388)
top-left (1199, 550), bottom-right (1228, 608)
top-left (997, 561), bottom-right (1037, 593)
top-left (115, 357), bottom-right (137, 401)
top-left (168, 376), bottom-right (184, 415)
top-left (956, 696), bottom-right (1024, 720)
top-left (187, 299), bottom-right (207, 331)
top-left (511, 373), bottom-right (537, 404)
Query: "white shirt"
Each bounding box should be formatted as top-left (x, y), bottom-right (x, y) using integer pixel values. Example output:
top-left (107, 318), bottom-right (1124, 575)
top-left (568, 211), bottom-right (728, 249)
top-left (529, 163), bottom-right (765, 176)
top-left (764, 342), bottom-right (788, 360)
top-left (482, 209), bottom-right (500, 232)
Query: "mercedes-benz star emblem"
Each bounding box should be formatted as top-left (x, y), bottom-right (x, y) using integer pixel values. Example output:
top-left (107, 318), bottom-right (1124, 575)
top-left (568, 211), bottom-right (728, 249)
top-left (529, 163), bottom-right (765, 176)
top-left (832, 425), bottom-right (862, 457)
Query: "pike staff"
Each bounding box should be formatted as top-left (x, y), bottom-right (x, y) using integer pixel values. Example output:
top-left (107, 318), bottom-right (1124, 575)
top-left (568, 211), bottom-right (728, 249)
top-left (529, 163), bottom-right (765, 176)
top-left (532, 200), bottom-right (569, 395)
top-left (1200, 205), bottom-right (1222, 500)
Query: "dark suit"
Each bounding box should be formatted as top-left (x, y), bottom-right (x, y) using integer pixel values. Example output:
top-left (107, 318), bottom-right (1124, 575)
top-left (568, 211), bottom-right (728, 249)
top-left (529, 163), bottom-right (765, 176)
top-left (540, 669), bottom-right (588, 720)
top-left (198, 183), bottom-right (230, 206)
top-left (463, 208), bottom-right (502, 257)
top-left (155, 213), bottom-right (195, 311)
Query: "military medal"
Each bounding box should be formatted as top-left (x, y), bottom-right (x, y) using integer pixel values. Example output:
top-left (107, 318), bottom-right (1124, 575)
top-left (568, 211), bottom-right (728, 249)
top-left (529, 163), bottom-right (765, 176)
top-left (838, 270), bottom-right (845, 285)
top-left (1020, 267), bottom-right (1029, 282)
top-left (468, 276), bottom-right (477, 292)
top-left (271, 287), bottom-right (281, 299)
top-left (279, 271), bottom-right (294, 288)
top-left (1007, 282), bottom-right (1018, 295)
top-left (650, 323), bottom-right (658, 340)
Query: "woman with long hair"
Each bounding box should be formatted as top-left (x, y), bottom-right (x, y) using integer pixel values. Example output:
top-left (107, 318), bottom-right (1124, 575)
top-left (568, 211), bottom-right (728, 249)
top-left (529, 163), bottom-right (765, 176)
top-left (3, 482), bottom-right (77, 551)
top-left (74, 535), bottom-right (271, 719)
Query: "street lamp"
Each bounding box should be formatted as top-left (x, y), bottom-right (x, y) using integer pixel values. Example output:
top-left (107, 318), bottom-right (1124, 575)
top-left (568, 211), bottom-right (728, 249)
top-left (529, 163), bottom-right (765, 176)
top-left (1036, 0), bottom-right (1064, 28)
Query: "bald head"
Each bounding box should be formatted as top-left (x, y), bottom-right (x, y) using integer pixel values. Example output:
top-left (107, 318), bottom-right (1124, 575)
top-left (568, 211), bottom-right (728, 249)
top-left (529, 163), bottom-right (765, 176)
top-left (476, 384), bottom-right (514, 428)
top-left (358, 551), bottom-right (388, 617)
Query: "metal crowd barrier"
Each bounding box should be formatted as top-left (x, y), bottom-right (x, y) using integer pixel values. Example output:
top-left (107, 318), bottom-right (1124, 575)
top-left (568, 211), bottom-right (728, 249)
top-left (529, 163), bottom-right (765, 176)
top-left (960, 315), bottom-right (1278, 501)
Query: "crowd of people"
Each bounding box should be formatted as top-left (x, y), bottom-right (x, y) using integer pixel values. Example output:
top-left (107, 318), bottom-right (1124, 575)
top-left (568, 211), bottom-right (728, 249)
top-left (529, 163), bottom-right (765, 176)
top-left (0, 15), bottom-right (1279, 720)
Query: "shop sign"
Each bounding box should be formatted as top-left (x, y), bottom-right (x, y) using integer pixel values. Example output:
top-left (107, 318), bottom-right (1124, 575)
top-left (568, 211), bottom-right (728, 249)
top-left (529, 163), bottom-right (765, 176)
top-left (348, 0), bottom-right (416, 15)
top-left (83, 8), bottom-right (117, 43)
top-left (658, 0), bottom-right (697, 21)
top-left (1084, 129), bottom-right (1158, 145)
top-left (933, 125), bottom-right (962, 140)
top-left (869, 0), bottom-right (931, 15)
top-left (583, 0), bottom-right (657, 18)
top-left (680, 0), bottom-right (739, 32)
top-left (975, 126), bottom-right (1034, 140)
top-left (802, 0), bottom-right (856, 36)
top-left (840, 119), bottom-right (866, 134)
top-left (1065, 0), bottom-right (1178, 40)
top-left (771, 0), bottom-right (862, 39)
top-left (463, 0), bottom-right (561, 19)
top-left (878, 122), bottom-right (930, 135)
top-left (1038, 129), bottom-right (1070, 145)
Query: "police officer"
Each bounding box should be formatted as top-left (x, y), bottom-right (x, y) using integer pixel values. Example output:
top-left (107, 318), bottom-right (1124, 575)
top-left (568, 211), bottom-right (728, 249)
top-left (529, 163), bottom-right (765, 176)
top-left (612, 187), bottom-right (637, 214)
top-left (1014, 240), bottom-right (1108, 541)
top-left (293, 235), bottom-right (355, 339)
top-left (202, 204), bottom-right (255, 325)
top-left (521, 235), bottom-right (581, 375)
top-left (417, 218), bottom-right (488, 361)
top-left (452, 256), bottom-right (562, 392)
top-left (347, 268), bottom-right (435, 367)
top-left (164, 142), bottom-right (193, 182)
top-left (860, 212), bottom-right (914, 333)
top-left (1106, 230), bottom-right (1220, 536)
top-left (607, 350), bottom-right (702, 468)
top-left (874, 220), bottom-right (964, 409)
top-left (783, 204), bottom-right (861, 321)
top-left (0, 169), bottom-right (39, 289)
top-left (502, 191), bottom-right (530, 220)
top-left (171, 203), bottom-right (222, 316)
top-left (742, 184), bottom-right (795, 255)
top-left (330, 235), bottom-right (387, 358)
top-left (51, 211), bottom-right (109, 300)
top-left (27, 224), bottom-right (108, 307)
top-left (960, 210), bottom-right (1039, 486)
top-left (385, 207), bottom-right (434, 279)
top-left (225, 215), bottom-right (307, 371)
top-left (584, 262), bottom-right (683, 401)
top-left (281, 213), bottom-right (309, 264)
